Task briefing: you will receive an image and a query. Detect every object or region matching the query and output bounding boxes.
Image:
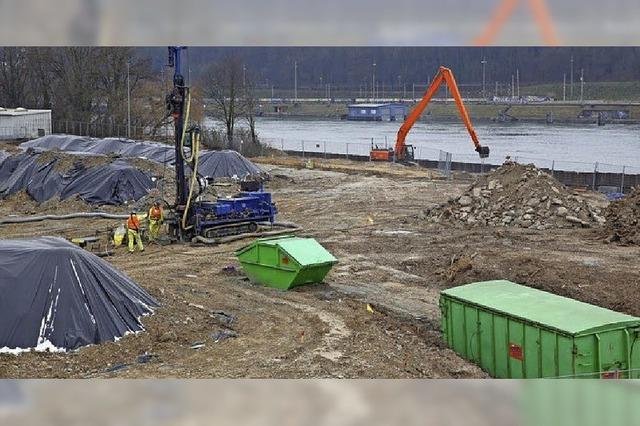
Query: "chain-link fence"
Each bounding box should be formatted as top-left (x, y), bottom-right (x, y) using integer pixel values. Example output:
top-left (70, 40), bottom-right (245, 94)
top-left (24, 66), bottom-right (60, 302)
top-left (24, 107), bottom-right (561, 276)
top-left (51, 120), bottom-right (169, 141)
top-left (260, 137), bottom-right (640, 193)
top-left (438, 150), bottom-right (452, 179)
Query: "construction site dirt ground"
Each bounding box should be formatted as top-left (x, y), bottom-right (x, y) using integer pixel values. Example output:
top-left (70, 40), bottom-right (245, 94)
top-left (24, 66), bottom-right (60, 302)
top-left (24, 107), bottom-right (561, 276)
top-left (1, 157), bottom-right (639, 379)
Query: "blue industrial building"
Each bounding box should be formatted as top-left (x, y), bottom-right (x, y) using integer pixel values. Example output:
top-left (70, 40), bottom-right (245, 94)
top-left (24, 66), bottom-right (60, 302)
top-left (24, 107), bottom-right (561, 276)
top-left (347, 103), bottom-right (407, 121)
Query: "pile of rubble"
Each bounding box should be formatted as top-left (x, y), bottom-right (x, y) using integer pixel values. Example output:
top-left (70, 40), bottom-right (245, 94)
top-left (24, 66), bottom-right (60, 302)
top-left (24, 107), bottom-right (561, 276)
top-left (603, 188), bottom-right (640, 244)
top-left (427, 162), bottom-right (604, 230)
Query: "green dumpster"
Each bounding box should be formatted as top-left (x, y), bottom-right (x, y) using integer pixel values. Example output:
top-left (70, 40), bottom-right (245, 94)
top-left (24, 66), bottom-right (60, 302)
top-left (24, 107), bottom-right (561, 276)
top-left (440, 280), bottom-right (640, 378)
top-left (235, 235), bottom-right (337, 290)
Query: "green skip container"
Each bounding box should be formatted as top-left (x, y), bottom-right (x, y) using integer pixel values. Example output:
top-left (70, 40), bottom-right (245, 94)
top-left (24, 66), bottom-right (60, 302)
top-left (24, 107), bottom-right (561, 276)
top-left (440, 280), bottom-right (640, 379)
top-left (235, 235), bottom-right (337, 290)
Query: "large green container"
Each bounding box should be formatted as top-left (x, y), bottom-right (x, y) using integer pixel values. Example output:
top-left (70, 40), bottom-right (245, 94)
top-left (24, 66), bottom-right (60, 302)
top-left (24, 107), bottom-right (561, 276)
top-left (235, 235), bottom-right (337, 290)
top-left (440, 280), bottom-right (640, 378)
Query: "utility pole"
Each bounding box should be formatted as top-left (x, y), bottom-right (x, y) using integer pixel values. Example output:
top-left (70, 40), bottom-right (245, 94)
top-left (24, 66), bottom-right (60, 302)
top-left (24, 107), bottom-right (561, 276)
top-left (580, 68), bottom-right (584, 102)
top-left (412, 83), bottom-right (415, 100)
top-left (271, 85), bottom-right (274, 101)
top-left (516, 68), bottom-right (520, 98)
top-left (563, 73), bottom-right (566, 101)
top-left (481, 57), bottom-right (487, 99)
top-left (294, 61), bottom-right (298, 102)
top-left (126, 60), bottom-right (131, 138)
top-left (372, 61), bottom-right (376, 101)
top-left (495, 81), bottom-right (498, 97)
top-left (570, 56), bottom-right (574, 100)
top-left (511, 74), bottom-right (515, 99)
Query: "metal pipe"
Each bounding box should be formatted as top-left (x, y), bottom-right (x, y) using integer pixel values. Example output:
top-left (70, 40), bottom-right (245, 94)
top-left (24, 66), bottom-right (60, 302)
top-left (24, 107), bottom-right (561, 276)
top-left (192, 226), bottom-right (302, 245)
top-left (0, 212), bottom-right (128, 225)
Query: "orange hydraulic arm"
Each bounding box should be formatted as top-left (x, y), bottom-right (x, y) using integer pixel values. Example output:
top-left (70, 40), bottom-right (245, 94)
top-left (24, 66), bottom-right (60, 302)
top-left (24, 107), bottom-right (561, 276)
top-left (394, 66), bottom-right (489, 160)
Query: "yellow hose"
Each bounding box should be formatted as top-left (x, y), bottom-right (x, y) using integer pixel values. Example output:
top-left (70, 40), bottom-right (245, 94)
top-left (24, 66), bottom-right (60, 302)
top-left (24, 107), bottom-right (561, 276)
top-left (180, 91), bottom-right (194, 162)
top-left (180, 90), bottom-right (200, 231)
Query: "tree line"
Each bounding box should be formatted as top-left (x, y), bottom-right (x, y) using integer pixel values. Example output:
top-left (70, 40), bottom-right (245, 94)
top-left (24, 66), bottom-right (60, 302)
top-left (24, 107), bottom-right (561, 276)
top-left (0, 47), bottom-right (163, 128)
top-left (0, 47), bottom-right (258, 148)
top-left (144, 47), bottom-right (640, 89)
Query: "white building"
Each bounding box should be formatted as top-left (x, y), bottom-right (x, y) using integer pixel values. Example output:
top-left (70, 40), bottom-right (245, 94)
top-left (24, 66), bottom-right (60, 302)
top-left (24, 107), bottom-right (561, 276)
top-left (0, 107), bottom-right (52, 139)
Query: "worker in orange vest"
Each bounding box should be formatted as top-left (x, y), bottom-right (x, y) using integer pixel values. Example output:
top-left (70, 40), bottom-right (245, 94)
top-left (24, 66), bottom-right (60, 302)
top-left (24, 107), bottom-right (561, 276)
top-left (148, 201), bottom-right (164, 242)
top-left (127, 211), bottom-right (144, 253)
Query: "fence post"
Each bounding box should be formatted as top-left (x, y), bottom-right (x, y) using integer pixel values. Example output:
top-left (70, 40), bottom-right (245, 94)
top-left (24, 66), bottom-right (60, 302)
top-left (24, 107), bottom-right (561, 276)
top-left (281, 138), bottom-right (284, 152)
top-left (346, 143), bottom-right (349, 160)
top-left (301, 140), bottom-right (305, 158)
top-left (324, 141), bottom-right (327, 159)
top-left (65, 120), bottom-right (69, 134)
top-left (621, 166), bottom-right (626, 193)
top-left (551, 160), bottom-right (555, 177)
top-left (384, 135), bottom-right (388, 148)
top-left (592, 162), bottom-right (598, 191)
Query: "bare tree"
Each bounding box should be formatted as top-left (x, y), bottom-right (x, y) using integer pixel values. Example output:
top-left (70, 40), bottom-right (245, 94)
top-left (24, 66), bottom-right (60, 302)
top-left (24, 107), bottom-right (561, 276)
top-left (240, 76), bottom-right (259, 145)
top-left (94, 47), bottom-right (150, 129)
top-left (25, 48), bottom-right (54, 109)
top-left (203, 56), bottom-right (243, 145)
top-left (0, 47), bottom-right (29, 107)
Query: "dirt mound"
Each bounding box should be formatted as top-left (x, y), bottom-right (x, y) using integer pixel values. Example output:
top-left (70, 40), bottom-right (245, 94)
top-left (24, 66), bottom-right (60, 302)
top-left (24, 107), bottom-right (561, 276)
top-left (427, 162), bottom-right (605, 230)
top-left (603, 188), bottom-right (640, 244)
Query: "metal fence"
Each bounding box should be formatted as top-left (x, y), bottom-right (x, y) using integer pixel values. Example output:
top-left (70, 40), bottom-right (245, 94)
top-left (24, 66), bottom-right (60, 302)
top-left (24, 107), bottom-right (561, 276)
top-left (261, 137), bottom-right (640, 193)
top-left (438, 150), bottom-right (452, 179)
top-left (50, 120), bottom-right (169, 141)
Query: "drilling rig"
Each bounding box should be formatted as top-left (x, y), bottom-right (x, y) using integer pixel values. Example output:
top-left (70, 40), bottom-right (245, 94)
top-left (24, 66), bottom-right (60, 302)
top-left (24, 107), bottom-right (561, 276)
top-left (165, 46), bottom-right (276, 241)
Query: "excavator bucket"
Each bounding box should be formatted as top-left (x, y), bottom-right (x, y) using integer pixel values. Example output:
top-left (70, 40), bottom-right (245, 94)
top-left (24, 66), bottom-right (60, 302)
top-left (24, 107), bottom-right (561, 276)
top-left (477, 146), bottom-right (490, 158)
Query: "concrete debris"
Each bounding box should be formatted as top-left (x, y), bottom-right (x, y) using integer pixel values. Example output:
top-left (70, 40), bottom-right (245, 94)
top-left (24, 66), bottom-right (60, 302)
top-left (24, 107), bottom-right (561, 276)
top-left (427, 162), bottom-right (603, 229)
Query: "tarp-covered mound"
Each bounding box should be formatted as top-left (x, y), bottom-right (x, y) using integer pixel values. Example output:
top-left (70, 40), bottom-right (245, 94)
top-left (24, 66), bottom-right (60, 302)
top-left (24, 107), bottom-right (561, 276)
top-left (60, 160), bottom-right (155, 205)
top-left (197, 149), bottom-right (266, 179)
top-left (0, 153), bottom-right (154, 205)
top-left (21, 135), bottom-right (175, 164)
top-left (22, 135), bottom-right (268, 180)
top-left (0, 237), bottom-right (158, 353)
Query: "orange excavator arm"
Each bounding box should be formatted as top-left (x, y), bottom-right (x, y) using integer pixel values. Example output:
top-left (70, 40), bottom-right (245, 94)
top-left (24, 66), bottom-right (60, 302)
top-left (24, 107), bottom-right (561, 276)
top-left (394, 66), bottom-right (490, 160)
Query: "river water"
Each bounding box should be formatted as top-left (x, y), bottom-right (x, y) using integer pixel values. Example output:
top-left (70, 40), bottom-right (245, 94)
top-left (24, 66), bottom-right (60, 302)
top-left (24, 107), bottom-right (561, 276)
top-left (210, 117), bottom-right (640, 173)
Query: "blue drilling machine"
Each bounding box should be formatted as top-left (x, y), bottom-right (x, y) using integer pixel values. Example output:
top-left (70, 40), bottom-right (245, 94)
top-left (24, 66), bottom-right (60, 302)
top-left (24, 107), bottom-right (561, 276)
top-left (165, 46), bottom-right (276, 241)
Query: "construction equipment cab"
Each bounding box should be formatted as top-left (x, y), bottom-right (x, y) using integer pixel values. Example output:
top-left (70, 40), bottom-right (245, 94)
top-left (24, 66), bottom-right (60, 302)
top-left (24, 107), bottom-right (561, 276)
top-left (370, 66), bottom-right (490, 162)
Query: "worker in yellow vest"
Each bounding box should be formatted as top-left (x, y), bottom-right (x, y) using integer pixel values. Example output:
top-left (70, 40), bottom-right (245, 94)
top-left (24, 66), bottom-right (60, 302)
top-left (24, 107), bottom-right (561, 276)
top-left (127, 211), bottom-right (144, 253)
top-left (148, 201), bottom-right (164, 242)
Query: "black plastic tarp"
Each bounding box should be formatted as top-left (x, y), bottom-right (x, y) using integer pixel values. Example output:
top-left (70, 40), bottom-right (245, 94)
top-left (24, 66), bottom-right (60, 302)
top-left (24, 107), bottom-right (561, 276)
top-left (197, 149), bottom-right (266, 179)
top-left (22, 135), bottom-right (267, 179)
top-left (0, 153), bottom-right (155, 205)
top-left (0, 150), bottom-right (8, 166)
top-left (0, 237), bottom-right (158, 352)
top-left (60, 160), bottom-right (154, 205)
top-left (22, 135), bottom-right (175, 165)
